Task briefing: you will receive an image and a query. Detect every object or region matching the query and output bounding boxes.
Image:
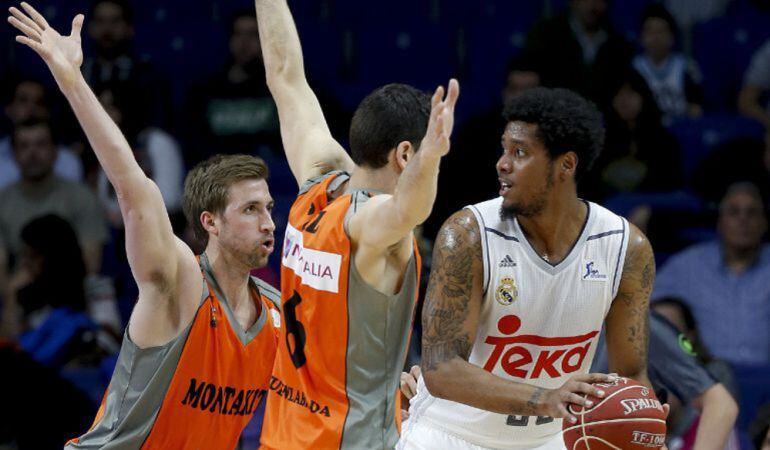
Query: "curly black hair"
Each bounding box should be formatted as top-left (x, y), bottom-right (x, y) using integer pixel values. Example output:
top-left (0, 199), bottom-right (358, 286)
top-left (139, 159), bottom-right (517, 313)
top-left (502, 87), bottom-right (605, 181)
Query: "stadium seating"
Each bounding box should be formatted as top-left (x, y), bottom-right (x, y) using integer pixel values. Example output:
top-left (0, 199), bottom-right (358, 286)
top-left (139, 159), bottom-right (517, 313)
top-left (693, 12), bottom-right (770, 110)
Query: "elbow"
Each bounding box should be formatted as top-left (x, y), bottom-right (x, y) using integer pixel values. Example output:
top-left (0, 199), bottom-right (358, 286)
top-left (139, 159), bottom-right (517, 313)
top-left (420, 362), bottom-right (456, 401)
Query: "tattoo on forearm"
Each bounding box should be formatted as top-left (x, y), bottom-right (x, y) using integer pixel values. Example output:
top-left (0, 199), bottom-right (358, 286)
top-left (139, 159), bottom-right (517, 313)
top-left (421, 210), bottom-right (481, 372)
top-left (616, 233), bottom-right (656, 365)
top-left (524, 388), bottom-right (545, 415)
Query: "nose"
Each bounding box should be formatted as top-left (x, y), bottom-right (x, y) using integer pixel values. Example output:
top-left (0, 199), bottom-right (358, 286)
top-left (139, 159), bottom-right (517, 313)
top-left (261, 211), bottom-right (276, 233)
top-left (496, 154), bottom-right (512, 174)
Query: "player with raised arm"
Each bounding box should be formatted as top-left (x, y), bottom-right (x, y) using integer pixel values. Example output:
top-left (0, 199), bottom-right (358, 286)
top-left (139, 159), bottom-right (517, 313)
top-left (253, 0), bottom-right (458, 448)
top-left (8, 4), bottom-right (280, 449)
top-left (399, 88), bottom-right (658, 450)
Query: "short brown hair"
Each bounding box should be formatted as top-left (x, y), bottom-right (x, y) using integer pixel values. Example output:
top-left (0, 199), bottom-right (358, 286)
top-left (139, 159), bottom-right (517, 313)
top-left (183, 154), bottom-right (269, 243)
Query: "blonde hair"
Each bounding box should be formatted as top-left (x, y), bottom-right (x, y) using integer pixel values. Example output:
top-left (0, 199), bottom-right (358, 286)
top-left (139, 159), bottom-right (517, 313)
top-left (183, 154), bottom-right (269, 242)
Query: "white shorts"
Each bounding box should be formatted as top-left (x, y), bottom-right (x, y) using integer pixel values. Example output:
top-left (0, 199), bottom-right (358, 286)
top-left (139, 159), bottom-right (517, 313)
top-left (397, 419), bottom-right (568, 450)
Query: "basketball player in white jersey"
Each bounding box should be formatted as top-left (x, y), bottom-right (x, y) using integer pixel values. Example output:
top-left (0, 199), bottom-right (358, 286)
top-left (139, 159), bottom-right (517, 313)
top-left (399, 87), bottom-right (658, 450)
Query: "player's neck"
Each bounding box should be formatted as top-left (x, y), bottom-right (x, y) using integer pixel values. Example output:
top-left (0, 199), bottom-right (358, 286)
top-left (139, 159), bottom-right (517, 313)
top-left (347, 166), bottom-right (396, 195)
top-left (203, 245), bottom-right (254, 311)
top-left (517, 196), bottom-right (587, 264)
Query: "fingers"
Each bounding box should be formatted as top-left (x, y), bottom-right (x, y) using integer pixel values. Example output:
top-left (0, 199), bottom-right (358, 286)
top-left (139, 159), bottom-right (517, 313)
top-left (9, 6), bottom-right (41, 34)
top-left (555, 402), bottom-right (577, 424)
top-left (401, 409), bottom-right (410, 421)
top-left (662, 403), bottom-right (670, 418)
top-left (409, 365), bottom-right (421, 379)
top-left (15, 35), bottom-right (45, 54)
top-left (433, 115), bottom-right (445, 139)
top-left (564, 391), bottom-right (594, 409)
top-left (431, 85), bottom-right (444, 110)
top-left (405, 374), bottom-right (417, 398)
top-left (399, 372), bottom-right (417, 400)
top-left (8, 15), bottom-right (40, 41)
top-left (572, 372), bottom-right (617, 386)
top-left (70, 14), bottom-right (84, 41)
top-left (20, 2), bottom-right (49, 30)
top-left (569, 381), bottom-right (607, 399)
top-left (444, 78), bottom-right (460, 109)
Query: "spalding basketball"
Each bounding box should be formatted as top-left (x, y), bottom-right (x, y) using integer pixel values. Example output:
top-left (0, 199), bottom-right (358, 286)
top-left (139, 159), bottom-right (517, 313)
top-left (562, 377), bottom-right (667, 450)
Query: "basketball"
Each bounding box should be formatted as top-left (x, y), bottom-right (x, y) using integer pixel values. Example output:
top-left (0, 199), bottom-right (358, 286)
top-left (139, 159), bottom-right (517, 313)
top-left (562, 377), bottom-right (667, 450)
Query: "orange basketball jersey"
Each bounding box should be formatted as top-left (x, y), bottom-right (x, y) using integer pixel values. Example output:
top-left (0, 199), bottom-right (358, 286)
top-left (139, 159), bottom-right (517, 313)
top-left (66, 254), bottom-right (280, 450)
top-left (261, 171), bottom-right (421, 450)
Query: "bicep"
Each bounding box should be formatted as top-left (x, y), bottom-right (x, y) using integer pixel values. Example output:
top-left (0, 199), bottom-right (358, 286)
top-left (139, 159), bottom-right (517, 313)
top-left (121, 179), bottom-right (182, 286)
top-left (606, 226), bottom-right (655, 377)
top-left (421, 209), bottom-right (484, 372)
top-left (271, 80), bottom-right (354, 186)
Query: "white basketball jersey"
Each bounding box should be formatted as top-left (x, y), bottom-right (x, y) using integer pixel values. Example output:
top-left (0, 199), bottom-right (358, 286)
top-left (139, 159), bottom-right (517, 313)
top-left (408, 198), bottom-right (629, 449)
top-left (633, 54), bottom-right (688, 119)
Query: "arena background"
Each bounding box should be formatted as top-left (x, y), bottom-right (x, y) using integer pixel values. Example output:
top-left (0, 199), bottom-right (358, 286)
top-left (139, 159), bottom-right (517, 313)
top-left (1, 0), bottom-right (769, 448)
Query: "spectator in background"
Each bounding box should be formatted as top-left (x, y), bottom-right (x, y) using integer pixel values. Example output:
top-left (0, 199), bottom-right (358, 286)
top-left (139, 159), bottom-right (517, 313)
top-left (93, 84), bottom-right (184, 230)
top-left (82, 0), bottom-right (171, 129)
top-left (0, 119), bottom-right (107, 279)
top-left (652, 182), bottom-right (770, 365)
top-left (184, 10), bottom-right (280, 165)
top-left (524, 0), bottom-right (633, 107)
top-left (751, 403), bottom-right (770, 450)
top-left (1, 215), bottom-right (120, 364)
top-left (0, 77), bottom-right (82, 188)
top-left (633, 4), bottom-right (703, 125)
top-left (582, 70), bottom-right (683, 202)
top-left (739, 39), bottom-right (770, 129)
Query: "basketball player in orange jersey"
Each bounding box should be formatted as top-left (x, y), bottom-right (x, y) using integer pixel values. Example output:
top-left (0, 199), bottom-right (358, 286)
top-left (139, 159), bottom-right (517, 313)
top-left (253, 0), bottom-right (458, 448)
top-left (8, 4), bottom-right (281, 449)
top-left (399, 88), bottom-right (665, 450)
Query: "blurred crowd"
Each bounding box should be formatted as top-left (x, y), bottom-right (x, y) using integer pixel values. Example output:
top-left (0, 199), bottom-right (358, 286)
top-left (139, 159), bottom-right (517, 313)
top-left (0, 0), bottom-right (769, 449)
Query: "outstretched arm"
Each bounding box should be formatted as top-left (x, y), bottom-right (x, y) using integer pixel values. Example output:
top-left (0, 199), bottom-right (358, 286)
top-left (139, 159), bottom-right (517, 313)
top-left (348, 80), bottom-right (459, 253)
top-left (420, 210), bottom-right (611, 422)
top-left (8, 4), bottom-right (198, 345)
top-left (605, 224), bottom-right (654, 388)
top-left (255, 0), bottom-right (353, 186)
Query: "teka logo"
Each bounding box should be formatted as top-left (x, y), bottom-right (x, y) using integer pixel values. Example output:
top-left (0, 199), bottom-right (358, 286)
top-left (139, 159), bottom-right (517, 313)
top-left (282, 224), bottom-right (342, 293)
top-left (582, 260), bottom-right (607, 282)
top-left (483, 315), bottom-right (599, 379)
top-left (621, 398), bottom-right (663, 415)
top-left (631, 431), bottom-right (666, 447)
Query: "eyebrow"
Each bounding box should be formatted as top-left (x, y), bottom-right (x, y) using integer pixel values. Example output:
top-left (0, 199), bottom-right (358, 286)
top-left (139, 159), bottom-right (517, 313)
top-left (503, 136), bottom-right (528, 146)
top-left (241, 199), bottom-right (274, 208)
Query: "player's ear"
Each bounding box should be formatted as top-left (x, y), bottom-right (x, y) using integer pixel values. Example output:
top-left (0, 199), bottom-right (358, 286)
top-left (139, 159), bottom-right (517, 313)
top-left (201, 211), bottom-right (218, 237)
top-left (393, 141), bottom-right (413, 172)
top-left (559, 151), bottom-right (578, 181)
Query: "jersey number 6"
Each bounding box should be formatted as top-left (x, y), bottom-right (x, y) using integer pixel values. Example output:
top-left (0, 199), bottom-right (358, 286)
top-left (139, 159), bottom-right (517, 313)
top-left (284, 291), bottom-right (307, 368)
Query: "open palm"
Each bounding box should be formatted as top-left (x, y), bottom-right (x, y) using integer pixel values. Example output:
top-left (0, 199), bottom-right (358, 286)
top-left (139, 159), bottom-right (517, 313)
top-left (8, 2), bottom-right (84, 88)
top-left (420, 78), bottom-right (460, 159)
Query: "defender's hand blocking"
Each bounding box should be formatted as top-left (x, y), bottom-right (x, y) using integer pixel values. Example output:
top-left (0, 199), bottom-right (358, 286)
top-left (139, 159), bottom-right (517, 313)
top-left (420, 79), bottom-right (460, 159)
top-left (8, 2), bottom-right (84, 88)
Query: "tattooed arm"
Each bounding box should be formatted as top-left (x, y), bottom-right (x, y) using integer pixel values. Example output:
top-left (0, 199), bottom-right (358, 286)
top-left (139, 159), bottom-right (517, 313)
top-left (421, 210), bottom-right (611, 420)
top-left (605, 223), bottom-right (654, 388)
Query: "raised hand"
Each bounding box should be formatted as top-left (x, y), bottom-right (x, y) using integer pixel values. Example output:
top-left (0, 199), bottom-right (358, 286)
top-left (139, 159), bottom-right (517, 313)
top-left (420, 78), bottom-right (460, 159)
top-left (8, 2), bottom-right (84, 89)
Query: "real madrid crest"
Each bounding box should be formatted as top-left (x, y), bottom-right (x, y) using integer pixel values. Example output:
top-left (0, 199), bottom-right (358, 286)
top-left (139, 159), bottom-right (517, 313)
top-left (495, 276), bottom-right (518, 306)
